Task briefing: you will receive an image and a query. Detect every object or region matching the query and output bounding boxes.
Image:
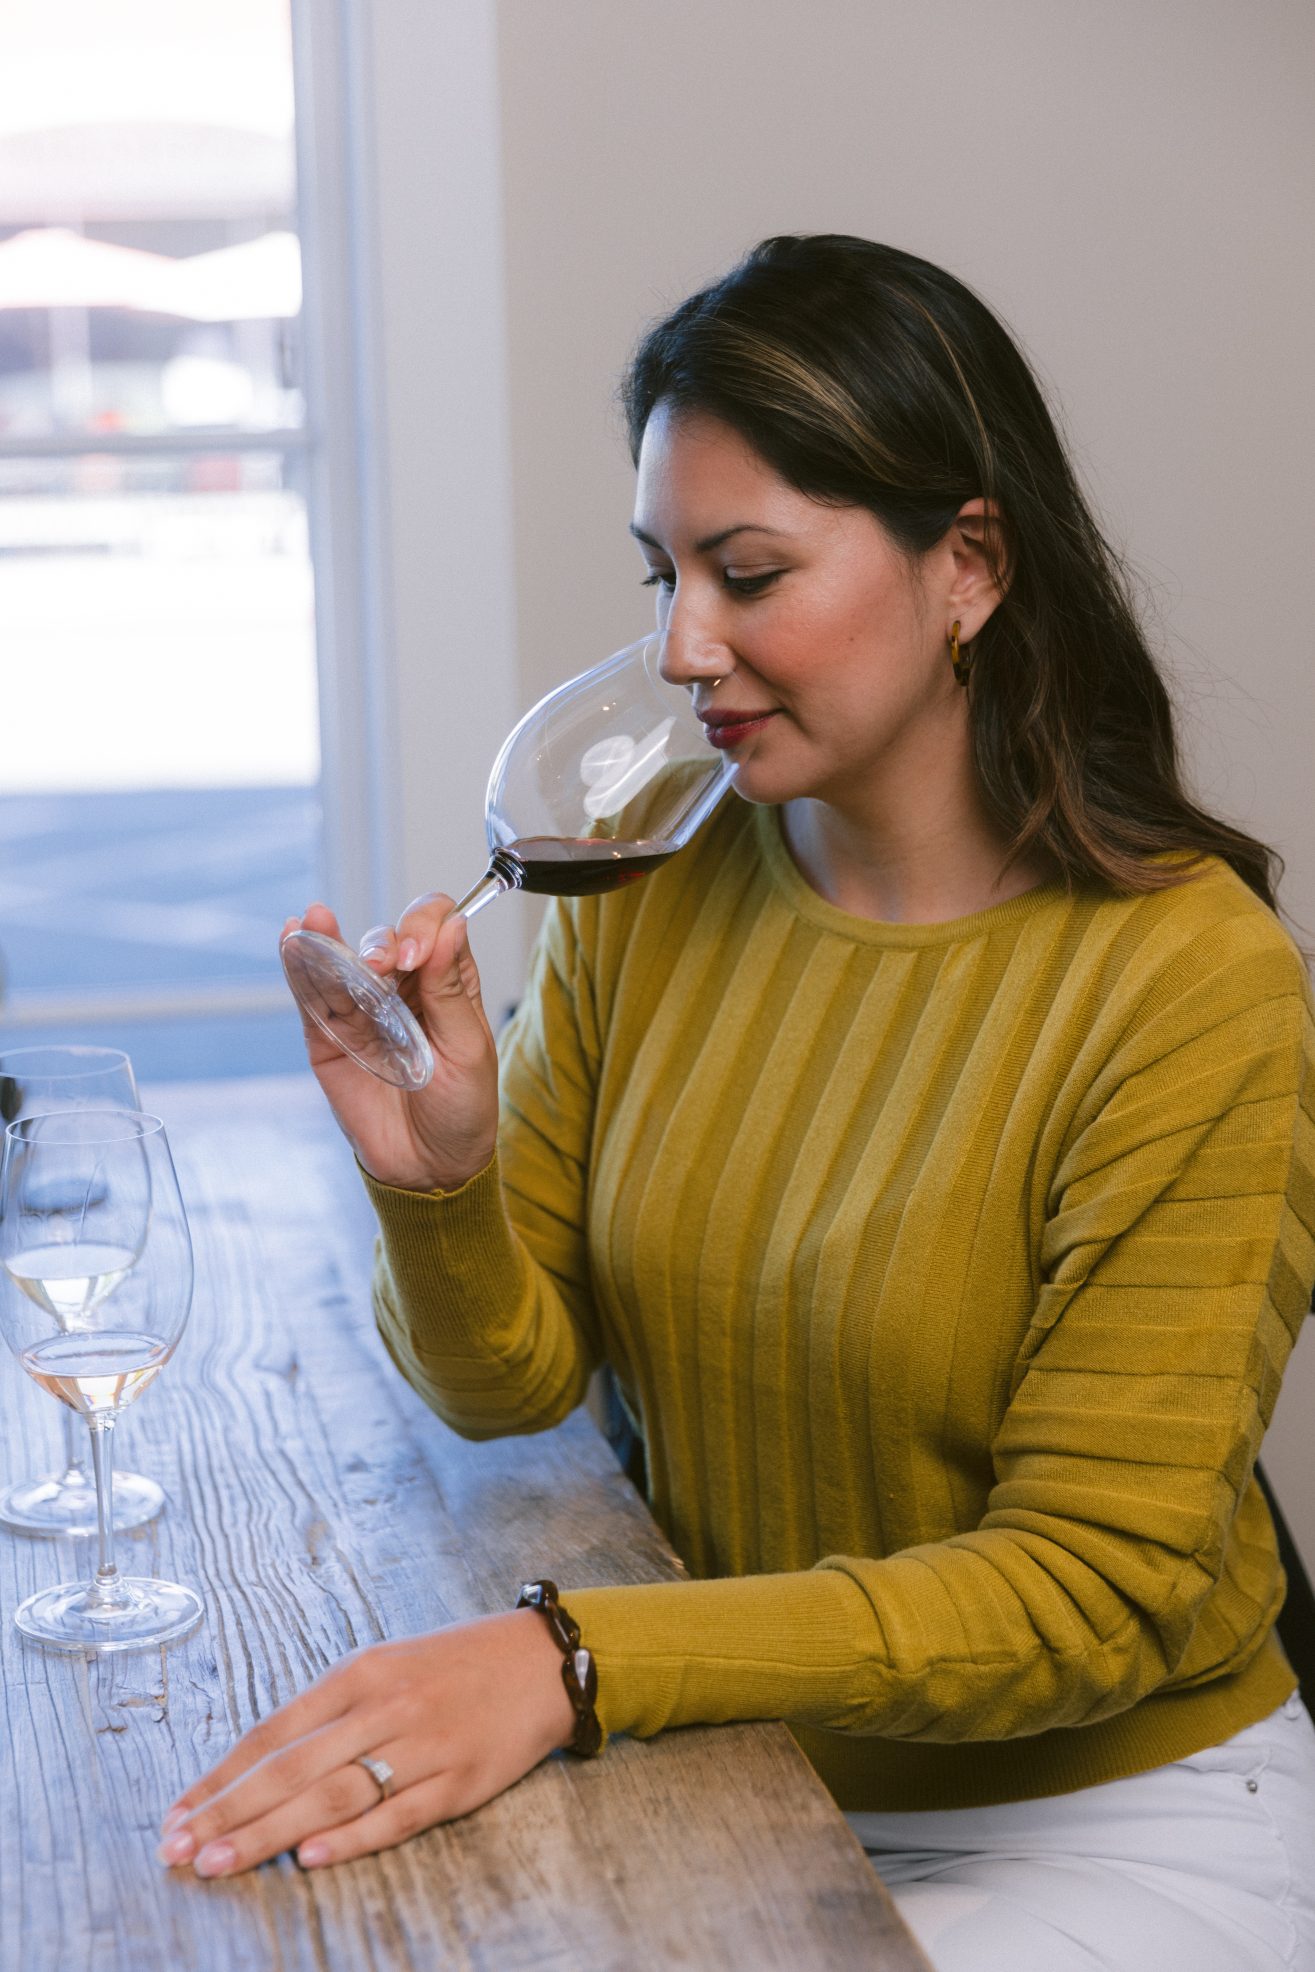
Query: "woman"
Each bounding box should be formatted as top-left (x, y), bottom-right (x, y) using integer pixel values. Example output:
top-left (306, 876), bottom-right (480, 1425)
top-left (159, 237), bottom-right (1315, 1971)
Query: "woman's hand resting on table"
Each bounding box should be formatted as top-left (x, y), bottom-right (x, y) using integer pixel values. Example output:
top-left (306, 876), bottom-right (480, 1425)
top-left (157, 1612), bottom-right (577, 1877)
top-left (282, 898), bottom-right (499, 1193)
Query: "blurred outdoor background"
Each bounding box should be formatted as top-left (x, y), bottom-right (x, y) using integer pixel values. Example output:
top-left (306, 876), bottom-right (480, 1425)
top-left (0, 0), bottom-right (316, 1077)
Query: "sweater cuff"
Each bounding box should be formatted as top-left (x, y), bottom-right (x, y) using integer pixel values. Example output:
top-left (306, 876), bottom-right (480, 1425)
top-left (564, 1570), bottom-right (887, 1740)
top-left (361, 1150), bottom-right (502, 1225)
top-left (362, 1154), bottom-right (527, 1349)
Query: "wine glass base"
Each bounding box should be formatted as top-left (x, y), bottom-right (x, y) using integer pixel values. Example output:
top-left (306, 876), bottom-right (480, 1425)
top-left (0, 1468), bottom-right (166, 1537)
top-left (14, 1576), bottom-right (204, 1653)
top-left (280, 928), bottom-right (435, 1089)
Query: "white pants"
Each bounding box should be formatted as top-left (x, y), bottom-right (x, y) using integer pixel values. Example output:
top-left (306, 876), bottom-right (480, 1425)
top-left (847, 1693), bottom-right (1315, 1972)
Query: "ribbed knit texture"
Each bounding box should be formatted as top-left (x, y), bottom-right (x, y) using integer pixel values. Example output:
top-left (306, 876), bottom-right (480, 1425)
top-left (368, 797), bottom-right (1315, 1811)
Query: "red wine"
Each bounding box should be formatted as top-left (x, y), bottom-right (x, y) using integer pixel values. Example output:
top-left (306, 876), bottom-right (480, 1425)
top-left (503, 836), bottom-right (676, 897)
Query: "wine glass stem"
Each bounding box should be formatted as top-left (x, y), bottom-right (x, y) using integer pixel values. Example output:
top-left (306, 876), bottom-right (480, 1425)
top-left (60, 1404), bottom-right (91, 1488)
top-left (451, 863), bottom-right (515, 923)
top-left (86, 1417), bottom-right (126, 1607)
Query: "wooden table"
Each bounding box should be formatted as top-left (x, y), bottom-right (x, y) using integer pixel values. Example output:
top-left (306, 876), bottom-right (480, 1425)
top-left (0, 1076), bottom-right (929, 1972)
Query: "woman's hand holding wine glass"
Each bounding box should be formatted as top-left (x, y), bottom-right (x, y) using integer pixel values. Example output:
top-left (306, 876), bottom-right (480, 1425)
top-left (278, 631), bottom-right (730, 1107)
top-left (282, 898), bottom-right (501, 1195)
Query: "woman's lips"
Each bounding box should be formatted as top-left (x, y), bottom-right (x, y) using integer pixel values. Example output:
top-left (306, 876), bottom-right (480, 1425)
top-left (700, 709), bottom-right (781, 749)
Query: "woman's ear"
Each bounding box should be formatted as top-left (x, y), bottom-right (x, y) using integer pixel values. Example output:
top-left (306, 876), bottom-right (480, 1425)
top-left (946, 497), bottom-right (1009, 639)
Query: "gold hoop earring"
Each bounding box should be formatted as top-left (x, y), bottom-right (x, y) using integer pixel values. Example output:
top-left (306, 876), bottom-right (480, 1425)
top-left (949, 620), bottom-right (972, 688)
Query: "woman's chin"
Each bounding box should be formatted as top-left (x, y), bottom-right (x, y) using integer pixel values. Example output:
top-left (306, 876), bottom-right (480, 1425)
top-left (727, 769), bottom-right (787, 807)
top-left (725, 756), bottom-right (828, 809)
top-left (719, 746), bottom-right (807, 807)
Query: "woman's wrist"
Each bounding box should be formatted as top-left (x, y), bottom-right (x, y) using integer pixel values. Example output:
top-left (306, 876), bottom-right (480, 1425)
top-left (512, 1605), bottom-right (581, 1753)
top-left (357, 1143), bottom-right (497, 1199)
top-left (515, 1583), bottom-right (604, 1756)
top-left (423, 1146), bottom-right (498, 1197)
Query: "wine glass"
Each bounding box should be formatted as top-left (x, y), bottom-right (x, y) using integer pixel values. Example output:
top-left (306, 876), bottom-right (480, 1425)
top-left (0, 1046), bottom-right (167, 1537)
top-left (280, 630), bottom-right (731, 1088)
top-left (0, 1109), bottom-right (203, 1651)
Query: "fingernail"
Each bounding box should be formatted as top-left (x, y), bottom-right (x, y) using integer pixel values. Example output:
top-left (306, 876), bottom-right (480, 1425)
top-left (160, 1806), bottom-right (187, 1834)
top-left (193, 1841), bottom-right (236, 1877)
top-left (397, 939), bottom-right (419, 970)
top-left (359, 943), bottom-right (387, 965)
top-left (156, 1830), bottom-right (196, 1866)
top-left (297, 1839), bottom-right (330, 1869)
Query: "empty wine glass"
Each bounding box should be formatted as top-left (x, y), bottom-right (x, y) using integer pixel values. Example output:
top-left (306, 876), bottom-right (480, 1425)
top-left (280, 630), bottom-right (731, 1088)
top-left (0, 1046), bottom-right (167, 1537)
top-left (0, 1109), bottom-right (203, 1651)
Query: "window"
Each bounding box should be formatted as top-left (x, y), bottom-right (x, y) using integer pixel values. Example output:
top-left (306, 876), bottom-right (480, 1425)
top-left (0, 0), bottom-right (320, 1078)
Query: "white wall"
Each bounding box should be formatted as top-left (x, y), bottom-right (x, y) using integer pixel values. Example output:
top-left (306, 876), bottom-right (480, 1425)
top-left (361, 0), bottom-right (1315, 1557)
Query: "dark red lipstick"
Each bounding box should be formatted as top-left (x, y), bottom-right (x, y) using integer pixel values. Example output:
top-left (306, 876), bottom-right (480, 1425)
top-left (699, 708), bottom-right (781, 749)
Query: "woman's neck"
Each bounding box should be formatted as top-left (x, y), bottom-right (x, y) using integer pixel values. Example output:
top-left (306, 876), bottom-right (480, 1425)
top-left (780, 757), bottom-right (1054, 926)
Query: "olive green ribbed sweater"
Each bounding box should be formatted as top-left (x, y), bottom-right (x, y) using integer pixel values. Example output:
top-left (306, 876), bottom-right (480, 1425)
top-left (367, 798), bottom-right (1315, 1811)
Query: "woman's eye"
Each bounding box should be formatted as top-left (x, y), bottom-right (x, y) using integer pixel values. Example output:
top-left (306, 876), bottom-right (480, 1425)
top-left (640, 568), bottom-right (782, 595)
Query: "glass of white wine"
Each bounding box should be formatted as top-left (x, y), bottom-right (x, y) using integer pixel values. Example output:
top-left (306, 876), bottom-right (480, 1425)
top-left (0, 1109), bottom-right (203, 1651)
top-left (0, 1045), bottom-right (166, 1537)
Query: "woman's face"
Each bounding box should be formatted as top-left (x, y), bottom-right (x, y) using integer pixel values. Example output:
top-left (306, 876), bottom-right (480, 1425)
top-left (632, 402), bottom-right (992, 813)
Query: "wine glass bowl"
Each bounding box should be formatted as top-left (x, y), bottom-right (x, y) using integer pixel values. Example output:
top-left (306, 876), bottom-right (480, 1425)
top-left (482, 630), bottom-right (729, 872)
top-left (1, 1043), bottom-right (136, 1125)
top-left (0, 1045), bottom-right (167, 1537)
top-left (0, 1110), bottom-right (203, 1652)
top-left (281, 630), bottom-right (731, 1088)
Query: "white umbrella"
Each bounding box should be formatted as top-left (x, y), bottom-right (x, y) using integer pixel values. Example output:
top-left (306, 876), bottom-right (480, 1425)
top-left (167, 231), bottom-right (300, 321)
top-left (0, 226), bottom-right (179, 312)
top-left (0, 225), bottom-right (300, 319)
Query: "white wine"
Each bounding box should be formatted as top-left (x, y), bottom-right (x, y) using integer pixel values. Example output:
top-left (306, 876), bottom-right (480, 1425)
top-left (4, 1241), bottom-right (138, 1323)
top-left (20, 1330), bottom-right (170, 1415)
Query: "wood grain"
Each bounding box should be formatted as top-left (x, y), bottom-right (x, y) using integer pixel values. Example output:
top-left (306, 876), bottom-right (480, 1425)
top-left (0, 1075), bottom-right (930, 1972)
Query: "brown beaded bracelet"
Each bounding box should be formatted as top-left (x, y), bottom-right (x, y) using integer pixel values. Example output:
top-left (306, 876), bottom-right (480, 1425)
top-left (516, 1578), bottom-right (603, 1757)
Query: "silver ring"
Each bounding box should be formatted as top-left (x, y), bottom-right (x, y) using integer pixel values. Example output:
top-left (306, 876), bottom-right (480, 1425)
top-left (354, 1753), bottom-right (395, 1802)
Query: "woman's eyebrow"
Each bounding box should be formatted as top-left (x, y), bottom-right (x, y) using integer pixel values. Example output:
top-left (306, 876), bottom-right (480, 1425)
top-left (628, 522), bottom-right (790, 553)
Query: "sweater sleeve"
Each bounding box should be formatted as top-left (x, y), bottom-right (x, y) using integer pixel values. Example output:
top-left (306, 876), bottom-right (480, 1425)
top-left (367, 897), bottom-right (605, 1437)
top-left (566, 927), bottom-right (1315, 1743)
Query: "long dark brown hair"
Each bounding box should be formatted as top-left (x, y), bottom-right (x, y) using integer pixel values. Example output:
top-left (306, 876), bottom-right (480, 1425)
top-left (623, 235), bottom-right (1282, 912)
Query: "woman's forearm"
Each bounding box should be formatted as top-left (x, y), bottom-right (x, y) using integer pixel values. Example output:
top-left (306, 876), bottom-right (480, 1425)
top-left (367, 1156), bottom-right (600, 1438)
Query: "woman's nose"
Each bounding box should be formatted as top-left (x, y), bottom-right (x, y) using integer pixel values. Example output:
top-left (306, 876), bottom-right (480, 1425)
top-left (657, 599), bottom-right (731, 688)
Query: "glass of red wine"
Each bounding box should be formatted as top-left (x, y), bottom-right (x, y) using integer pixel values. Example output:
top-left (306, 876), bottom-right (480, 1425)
top-left (280, 631), bottom-right (731, 1087)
